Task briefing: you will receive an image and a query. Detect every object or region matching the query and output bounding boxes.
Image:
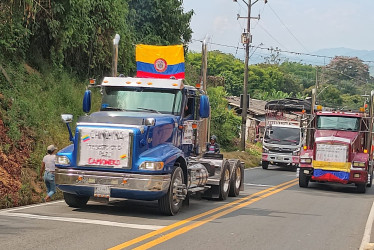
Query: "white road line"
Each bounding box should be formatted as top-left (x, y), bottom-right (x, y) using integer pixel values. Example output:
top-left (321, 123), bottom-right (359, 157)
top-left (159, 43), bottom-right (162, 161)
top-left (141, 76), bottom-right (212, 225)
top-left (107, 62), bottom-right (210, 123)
top-left (244, 183), bottom-right (274, 187)
top-left (0, 200), bottom-right (64, 213)
top-left (1, 212), bottom-right (164, 231)
top-left (360, 201), bottom-right (374, 250)
top-left (245, 167), bottom-right (261, 170)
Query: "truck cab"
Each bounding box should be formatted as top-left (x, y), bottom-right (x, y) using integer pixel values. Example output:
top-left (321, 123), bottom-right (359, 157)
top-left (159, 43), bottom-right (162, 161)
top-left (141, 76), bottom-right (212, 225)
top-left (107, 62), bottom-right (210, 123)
top-left (55, 76), bottom-right (244, 215)
top-left (262, 122), bottom-right (303, 169)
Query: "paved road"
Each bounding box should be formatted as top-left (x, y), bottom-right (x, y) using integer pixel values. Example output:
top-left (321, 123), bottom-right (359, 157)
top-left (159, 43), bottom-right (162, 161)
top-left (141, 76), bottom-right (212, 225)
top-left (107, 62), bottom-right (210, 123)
top-left (1, 165), bottom-right (373, 250)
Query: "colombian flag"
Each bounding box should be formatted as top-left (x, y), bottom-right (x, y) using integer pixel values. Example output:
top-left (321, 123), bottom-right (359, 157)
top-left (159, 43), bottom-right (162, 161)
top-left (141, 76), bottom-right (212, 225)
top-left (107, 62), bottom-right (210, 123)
top-left (136, 44), bottom-right (185, 79)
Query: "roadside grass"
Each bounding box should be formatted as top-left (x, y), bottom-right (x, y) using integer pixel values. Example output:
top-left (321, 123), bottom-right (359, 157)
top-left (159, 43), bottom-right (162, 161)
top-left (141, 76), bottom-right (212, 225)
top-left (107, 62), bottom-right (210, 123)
top-left (222, 142), bottom-right (262, 168)
top-left (0, 61), bottom-right (101, 207)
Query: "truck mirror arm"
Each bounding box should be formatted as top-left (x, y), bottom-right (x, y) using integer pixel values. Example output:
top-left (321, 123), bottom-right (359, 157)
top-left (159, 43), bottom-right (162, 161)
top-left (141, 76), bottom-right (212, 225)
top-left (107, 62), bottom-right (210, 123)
top-left (65, 123), bottom-right (74, 142)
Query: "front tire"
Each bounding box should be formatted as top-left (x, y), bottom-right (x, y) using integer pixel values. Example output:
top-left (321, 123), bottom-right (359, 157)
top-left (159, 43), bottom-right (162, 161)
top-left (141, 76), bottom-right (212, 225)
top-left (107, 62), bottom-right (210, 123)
top-left (262, 161), bottom-right (269, 170)
top-left (357, 183), bottom-right (367, 193)
top-left (63, 192), bottom-right (90, 208)
top-left (229, 161), bottom-right (244, 197)
top-left (299, 171), bottom-right (310, 188)
top-left (159, 166), bottom-right (185, 215)
top-left (218, 162), bottom-right (231, 200)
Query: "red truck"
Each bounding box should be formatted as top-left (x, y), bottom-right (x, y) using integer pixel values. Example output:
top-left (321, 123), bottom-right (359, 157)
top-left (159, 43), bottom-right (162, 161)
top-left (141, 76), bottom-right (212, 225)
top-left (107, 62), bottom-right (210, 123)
top-left (299, 91), bottom-right (374, 193)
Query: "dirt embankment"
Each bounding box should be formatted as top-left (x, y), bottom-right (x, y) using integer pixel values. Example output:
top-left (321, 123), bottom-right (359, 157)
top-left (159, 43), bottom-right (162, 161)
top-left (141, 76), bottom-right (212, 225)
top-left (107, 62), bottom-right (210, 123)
top-left (0, 102), bottom-right (39, 207)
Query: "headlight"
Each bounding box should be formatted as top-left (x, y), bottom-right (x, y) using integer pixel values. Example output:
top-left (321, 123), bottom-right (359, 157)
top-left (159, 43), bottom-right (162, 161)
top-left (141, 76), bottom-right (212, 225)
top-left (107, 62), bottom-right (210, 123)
top-left (262, 147), bottom-right (269, 153)
top-left (293, 148), bottom-right (301, 156)
top-left (352, 161), bottom-right (366, 167)
top-left (56, 156), bottom-right (70, 165)
top-left (139, 161), bottom-right (164, 170)
top-left (300, 158), bottom-right (312, 164)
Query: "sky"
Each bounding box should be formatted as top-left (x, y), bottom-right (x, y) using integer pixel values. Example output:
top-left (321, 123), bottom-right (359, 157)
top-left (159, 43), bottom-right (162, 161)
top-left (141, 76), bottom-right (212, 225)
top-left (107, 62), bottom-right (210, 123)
top-left (182, 0), bottom-right (374, 65)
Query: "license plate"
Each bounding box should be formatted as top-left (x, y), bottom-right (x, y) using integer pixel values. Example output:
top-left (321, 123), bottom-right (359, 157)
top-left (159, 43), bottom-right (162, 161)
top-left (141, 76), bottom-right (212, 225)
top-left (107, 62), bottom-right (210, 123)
top-left (276, 156), bottom-right (283, 161)
top-left (94, 185), bottom-right (111, 198)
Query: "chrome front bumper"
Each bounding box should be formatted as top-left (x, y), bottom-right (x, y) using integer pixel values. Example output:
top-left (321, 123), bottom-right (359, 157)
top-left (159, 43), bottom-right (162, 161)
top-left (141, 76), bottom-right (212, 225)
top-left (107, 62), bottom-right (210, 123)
top-left (55, 168), bottom-right (171, 192)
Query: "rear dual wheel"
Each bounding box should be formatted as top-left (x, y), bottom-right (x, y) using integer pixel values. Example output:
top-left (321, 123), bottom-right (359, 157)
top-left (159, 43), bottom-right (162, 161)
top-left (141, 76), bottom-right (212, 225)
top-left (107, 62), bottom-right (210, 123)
top-left (229, 162), bottom-right (244, 197)
top-left (219, 162), bottom-right (231, 200)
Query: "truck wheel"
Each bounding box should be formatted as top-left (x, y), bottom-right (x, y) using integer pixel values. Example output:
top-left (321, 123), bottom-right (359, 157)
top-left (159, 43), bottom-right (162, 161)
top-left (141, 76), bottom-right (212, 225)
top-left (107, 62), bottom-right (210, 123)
top-left (357, 183), bottom-right (367, 193)
top-left (229, 162), bottom-right (244, 197)
top-left (63, 192), bottom-right (90, 208)
top-left (218, 162), bottom-right (231, 200)
top-left (299, 171), bottom-right (310, 188)
top-left (367, 169), bottom-right (373, 187)
top-left (159, 166), bottom-right (185, 216)
top-left (262, 161), bottom-right (269, 170)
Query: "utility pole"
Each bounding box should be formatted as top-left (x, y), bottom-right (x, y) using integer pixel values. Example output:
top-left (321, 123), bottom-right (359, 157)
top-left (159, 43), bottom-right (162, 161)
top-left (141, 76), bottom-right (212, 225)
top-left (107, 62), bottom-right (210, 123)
top-left (235, 0), bottom-right (265, 151)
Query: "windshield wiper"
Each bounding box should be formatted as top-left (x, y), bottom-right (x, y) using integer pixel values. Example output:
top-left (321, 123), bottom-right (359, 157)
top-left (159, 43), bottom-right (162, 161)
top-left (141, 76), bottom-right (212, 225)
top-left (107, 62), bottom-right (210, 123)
top-left (265, 138), bottom-right (280, 142)
top-left (282, 139), bottom-right (298, 143)
top-left (102, 106), bottom-right (126, 111)
top-left (136, 108), bottom-right (161, 114)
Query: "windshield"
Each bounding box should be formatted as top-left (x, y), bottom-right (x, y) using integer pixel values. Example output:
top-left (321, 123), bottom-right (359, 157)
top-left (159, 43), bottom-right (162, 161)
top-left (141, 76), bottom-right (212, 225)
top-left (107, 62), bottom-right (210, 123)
top-left (101, 87), bottom-right (182, 115)
top-left (264, 126), bottom-right (300, 145)
top-left (317, 116), bottom-right (360, 131)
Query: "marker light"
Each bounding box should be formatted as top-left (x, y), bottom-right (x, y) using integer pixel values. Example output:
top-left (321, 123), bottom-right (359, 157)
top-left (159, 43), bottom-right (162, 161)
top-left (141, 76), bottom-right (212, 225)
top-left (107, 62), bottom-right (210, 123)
top-left (316, 105), bottom-right (323, 111)
top-left (148, 82), bottom-right (153, 85)
top-left (303, 145), bottom-right (308, 150)
top-left (89, 79), bottom-right (96, 85)
top-left (364, 149), bottom-right (368, 154)
top-left (192, 123), bottom-right (198, 129)
top-left (196, 83), bottom-right (201, 89)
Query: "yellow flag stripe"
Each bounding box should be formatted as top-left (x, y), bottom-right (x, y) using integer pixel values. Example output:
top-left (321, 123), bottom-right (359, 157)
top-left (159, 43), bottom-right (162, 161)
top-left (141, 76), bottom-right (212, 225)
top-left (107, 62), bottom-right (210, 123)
top-left (136, 44), bottom-right (184, 65)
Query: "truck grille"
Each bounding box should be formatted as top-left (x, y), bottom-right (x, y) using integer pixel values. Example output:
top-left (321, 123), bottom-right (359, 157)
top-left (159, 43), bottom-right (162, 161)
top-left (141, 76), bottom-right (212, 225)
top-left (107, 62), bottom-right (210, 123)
top-left (77, 127), bottom-right (133, 169)
top-left (315, 143), bottom-right (348, 162)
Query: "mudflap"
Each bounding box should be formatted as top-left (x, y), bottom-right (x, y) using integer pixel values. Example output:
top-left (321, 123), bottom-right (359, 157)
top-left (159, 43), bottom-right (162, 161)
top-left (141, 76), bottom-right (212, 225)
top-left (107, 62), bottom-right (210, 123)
top-left (202, 185), bottom-right (220, 199)
top-left (182, 193), bottom-right (190, 207)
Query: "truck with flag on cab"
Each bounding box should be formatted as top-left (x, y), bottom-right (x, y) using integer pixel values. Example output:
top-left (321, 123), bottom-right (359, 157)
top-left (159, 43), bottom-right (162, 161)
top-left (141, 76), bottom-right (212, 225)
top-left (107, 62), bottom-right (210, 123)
top-left (299, 91), bottom-right (374, 193)
top-left (54, 45), bottom-right (244, 215)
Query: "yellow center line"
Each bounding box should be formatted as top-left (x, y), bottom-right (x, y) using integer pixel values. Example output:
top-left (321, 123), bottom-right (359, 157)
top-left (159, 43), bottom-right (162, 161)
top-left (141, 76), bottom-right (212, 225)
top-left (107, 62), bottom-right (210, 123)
top-left (108, 179), bottom-right (298, 250)
top-left (133, 180), bottom-right (298, 250)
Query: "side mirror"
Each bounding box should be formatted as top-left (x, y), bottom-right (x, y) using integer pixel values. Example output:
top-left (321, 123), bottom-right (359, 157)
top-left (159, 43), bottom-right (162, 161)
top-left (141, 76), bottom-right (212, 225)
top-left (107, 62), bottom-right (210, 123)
top-left (61, 114), bottom-right (73, 123)
top-left (83, 90), bottom-right (91, 113)
top-left (199, 95), bottom-right (210, 118)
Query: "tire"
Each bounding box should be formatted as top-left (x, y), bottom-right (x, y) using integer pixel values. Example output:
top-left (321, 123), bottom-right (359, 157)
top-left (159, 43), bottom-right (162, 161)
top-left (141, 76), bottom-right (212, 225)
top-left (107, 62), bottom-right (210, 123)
top-left (299, 171), bottom-right (310, 188)
top-left (262, 161), bottom-right (269, 170)
top-left (367, 169), bottom-right (373, 187)
top-left (218, 162), bottom-right (231, 200)
top-left (229, 162), bottom-right (244, 197)
top-left (357, 183), bottom-right (367, 193)
top-left (159, 166), bottom-right (185, 216)
top-left (63, 192), bottom-right (90, 208)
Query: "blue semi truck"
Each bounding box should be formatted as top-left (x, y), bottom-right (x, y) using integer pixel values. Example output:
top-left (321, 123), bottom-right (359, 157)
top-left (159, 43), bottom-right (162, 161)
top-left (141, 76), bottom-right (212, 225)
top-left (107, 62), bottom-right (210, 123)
top-left (55, 76), bottom-right (244, 215)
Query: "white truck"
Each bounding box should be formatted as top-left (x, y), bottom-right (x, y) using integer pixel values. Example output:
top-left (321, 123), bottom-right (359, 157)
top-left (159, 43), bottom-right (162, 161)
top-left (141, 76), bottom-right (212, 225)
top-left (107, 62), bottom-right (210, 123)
top-left (261, 98), bottom-right (309, 170)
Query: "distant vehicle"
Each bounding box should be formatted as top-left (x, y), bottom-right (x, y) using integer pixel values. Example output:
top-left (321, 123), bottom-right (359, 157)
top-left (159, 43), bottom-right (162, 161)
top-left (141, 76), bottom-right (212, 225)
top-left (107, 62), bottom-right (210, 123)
top-left (261, 98), bottom-right (309, 170)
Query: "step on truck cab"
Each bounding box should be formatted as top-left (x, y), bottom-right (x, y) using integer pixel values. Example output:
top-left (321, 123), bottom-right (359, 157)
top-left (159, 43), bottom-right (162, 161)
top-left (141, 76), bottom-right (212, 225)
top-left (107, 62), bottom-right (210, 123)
top-left (55, 77), bottom-right (244, 215)
top-left (299, 91), bottom-right (374, 193)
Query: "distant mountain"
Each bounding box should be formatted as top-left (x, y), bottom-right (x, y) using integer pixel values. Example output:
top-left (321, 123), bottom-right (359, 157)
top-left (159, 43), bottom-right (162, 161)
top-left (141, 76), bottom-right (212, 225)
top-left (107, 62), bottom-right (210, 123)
top-left (247, 47), bottom-right (374, 76)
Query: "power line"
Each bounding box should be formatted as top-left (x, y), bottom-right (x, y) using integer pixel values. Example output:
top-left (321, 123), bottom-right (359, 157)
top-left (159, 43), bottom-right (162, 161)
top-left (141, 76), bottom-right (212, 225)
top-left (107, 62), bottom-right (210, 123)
top-left (190, 39), bottom-right (374, 64)
top-left (267, 4), bottom-right (309, 53)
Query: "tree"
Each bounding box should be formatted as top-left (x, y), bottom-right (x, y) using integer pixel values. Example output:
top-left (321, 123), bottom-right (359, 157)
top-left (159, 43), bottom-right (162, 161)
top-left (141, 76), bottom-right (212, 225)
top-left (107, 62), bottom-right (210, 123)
top-left (325, 56), bottom-right (371, 84)
top-left (127, 0), bottom-right (193, 45)
top-left (207, 87), bottom-right (241, 150)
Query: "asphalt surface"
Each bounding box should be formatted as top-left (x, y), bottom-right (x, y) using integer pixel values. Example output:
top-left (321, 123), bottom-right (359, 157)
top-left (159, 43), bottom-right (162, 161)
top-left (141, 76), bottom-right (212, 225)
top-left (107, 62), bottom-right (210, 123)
top-left (0, 165), bottom-right (373, 250)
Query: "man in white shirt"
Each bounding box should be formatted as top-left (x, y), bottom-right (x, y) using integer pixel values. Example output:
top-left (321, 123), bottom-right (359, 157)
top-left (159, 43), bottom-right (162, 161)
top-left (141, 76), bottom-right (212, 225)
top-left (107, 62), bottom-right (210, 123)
top-left (40, 145), bottom-right (57, 202)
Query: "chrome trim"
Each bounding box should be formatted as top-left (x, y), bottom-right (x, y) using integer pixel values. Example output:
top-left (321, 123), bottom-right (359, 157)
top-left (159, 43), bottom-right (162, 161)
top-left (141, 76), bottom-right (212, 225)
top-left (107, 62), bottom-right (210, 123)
top-left (55, 168), bottom-right (171, 192)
